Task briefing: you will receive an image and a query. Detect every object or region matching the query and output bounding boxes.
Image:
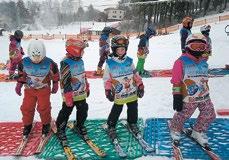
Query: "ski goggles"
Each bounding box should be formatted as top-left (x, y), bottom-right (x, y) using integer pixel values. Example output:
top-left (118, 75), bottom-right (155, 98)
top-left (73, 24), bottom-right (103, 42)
top-left (116, 38), bottom-right (128, 45)
top-left (187, 42), bottom-right (207, 52)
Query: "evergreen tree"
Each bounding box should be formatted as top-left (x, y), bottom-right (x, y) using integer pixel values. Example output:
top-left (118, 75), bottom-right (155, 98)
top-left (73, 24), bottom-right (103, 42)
top-left (16, 0), bottom-right (31, 26)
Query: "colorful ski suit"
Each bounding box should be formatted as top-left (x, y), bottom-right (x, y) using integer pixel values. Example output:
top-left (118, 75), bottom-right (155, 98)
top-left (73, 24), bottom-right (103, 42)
top-left (9, 35), bottom-right (24, 75)
top-left (56, 56), bottom-right (90, 134)
top-left (97, 33), bottom-right (111, 69)
top-left (17, 57), bottom-right (59, 126)
top-left (103, 56), bottom-right (143, 127)
top-left (136, 34), bottom-right (150, 74)
top-left (170, 53), bottom-right (216, 133)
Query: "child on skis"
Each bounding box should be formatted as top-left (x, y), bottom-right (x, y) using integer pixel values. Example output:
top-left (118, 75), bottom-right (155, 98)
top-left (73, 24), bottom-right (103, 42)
top-left (15, 39), bottom-right (59, 138)
top-left (103, 35), bottom-right (144, 140)
top-left (56, 38), bottom-right (90, 145)
top-left (8, 30), bottom-right (24, 79)
top-left (169, 33), bottom-right (216, 147)
top-left (180, 16), bottom-right (193, 53)
top-left (136, 25), bottom-right (156, 76)
top-left (200, 25), bottom-right (212, 59)
top-left (96, 26), bottom-right (120, 75)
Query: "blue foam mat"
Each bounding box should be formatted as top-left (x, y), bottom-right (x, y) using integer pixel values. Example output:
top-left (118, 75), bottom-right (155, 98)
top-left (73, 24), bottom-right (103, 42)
top-left (143, 118), bottom-right (229, 159)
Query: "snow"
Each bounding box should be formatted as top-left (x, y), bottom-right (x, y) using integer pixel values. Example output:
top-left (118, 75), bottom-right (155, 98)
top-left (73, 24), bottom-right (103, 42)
top-left (0, 17), bottom-right (229, 159)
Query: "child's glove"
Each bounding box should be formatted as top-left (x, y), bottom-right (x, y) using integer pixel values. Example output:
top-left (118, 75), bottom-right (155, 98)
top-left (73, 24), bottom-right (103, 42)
top-left (105, 90), bottom-right (114, 102)
top-left (86, 83), bottom-right (90, 97)
top-left (173, 94), bottom-right (183, 112)
top-left (15, 82), bottom-right (23, 96)
top-left (137, 84), bottom-right (144, 98)
top-left (86, 89), bottom-right (90, 97)
top-left (51, 82), bottom-right (59, 94)
top-left (64, 92), bottom-right (74, 107)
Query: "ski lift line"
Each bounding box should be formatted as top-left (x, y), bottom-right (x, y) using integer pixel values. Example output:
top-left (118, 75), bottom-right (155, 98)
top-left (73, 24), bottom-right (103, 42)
top-left (81, 0), bottom-right (118, 7)
top-left (83, 4), bottom-right (118, 8)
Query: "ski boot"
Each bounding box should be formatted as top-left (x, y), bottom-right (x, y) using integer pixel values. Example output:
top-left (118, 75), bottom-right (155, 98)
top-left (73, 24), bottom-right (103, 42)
top-left (23, 124), bottom-right (32, 139)
top-left (107, 126), bottom-right (117, 141)
top-left (128, 123), bottom-right (140, 136)
top-left (74, 125), bottom-right (89, 140)
top-left (168, 121), bottom-right (181, 145)
top-left (139, 70), bottom-right (150, 78)
top-left (74, 125), bottom-right (88, 136)
top-left (170, 130), bottom-right (181, 145)
top-left (190, 129), bottom-right (208, 147)
top-left (56, 129), bottom-right (68, 147)
top-left (42, 123), bottom-right (50, 137)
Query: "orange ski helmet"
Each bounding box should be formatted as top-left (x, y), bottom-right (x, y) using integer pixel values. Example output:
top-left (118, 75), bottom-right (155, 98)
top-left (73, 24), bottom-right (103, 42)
top-left (65, 38), bottom-right (86, 57)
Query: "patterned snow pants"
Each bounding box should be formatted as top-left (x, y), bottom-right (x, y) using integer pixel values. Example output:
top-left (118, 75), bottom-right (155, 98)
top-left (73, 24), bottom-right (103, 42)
top-left (170, 99), bottom-right (216, 133)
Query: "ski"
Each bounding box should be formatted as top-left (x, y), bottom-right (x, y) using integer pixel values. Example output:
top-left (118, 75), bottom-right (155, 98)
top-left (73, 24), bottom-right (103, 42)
top-left (52, 124), bottom-right (77, 160)
top-left (171, 140), bottom-right (183, 160)
top-left (67, 122), bottom-right (106, 158)
top-left (183, 128), bottom-right (221, 160)
top-left (101, 123), bottom-right (127, 158)
top-left (167, 120), bottom-right (183, 160)
top-left (35, 120), bottom-right (56, 154)
top-left (14, 123), bottom-right (36, 156)
top-left (15, 137), bottom-right (29, 156)
top-left (120, 120), bottom-right (155, 153)
top-left (63, 146), bottom-right (77, 160)
top-left (34, 131), bottom-right (53, 154)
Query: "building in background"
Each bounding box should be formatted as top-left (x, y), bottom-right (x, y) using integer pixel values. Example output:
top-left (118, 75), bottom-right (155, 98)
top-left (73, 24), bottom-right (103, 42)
top-left (104, 8), bottom-right (125, 21)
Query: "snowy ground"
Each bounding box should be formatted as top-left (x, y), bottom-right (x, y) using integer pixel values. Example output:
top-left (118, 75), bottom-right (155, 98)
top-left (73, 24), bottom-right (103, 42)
top-left (0, 18), bottom-right (229, 159)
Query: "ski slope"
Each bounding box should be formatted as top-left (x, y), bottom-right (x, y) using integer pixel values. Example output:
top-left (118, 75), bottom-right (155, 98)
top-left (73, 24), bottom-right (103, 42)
top-left (0, 19), bottom-right (229, 160)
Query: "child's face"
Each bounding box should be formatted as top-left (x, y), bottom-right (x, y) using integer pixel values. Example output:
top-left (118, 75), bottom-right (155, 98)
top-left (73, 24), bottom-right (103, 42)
top-left (32, 55), bottom-right (43, 63)
top-left (116, 47), bottom-right (126, 57)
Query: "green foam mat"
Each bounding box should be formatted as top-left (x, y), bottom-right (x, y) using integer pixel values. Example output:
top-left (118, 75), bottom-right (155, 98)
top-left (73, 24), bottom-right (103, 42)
top-left (37, 119), bottom-right (144, 159)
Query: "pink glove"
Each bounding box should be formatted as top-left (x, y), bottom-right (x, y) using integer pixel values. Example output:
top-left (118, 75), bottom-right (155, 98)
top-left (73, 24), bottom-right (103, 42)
top-left (51, 82), bottom-right (59, 94)
top-left (15, 82), bottom-right (23, 96)
top-left (64, 92), bottom-right (74, 107)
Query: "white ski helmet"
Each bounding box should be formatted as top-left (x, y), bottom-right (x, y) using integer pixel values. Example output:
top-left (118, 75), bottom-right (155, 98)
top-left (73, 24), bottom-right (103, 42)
top-left (185, 33), bottom-right (207, 57)
top-left (200, 25), bottom-right (211, 33)
top-left (27, 40), bottom-right (46, 63)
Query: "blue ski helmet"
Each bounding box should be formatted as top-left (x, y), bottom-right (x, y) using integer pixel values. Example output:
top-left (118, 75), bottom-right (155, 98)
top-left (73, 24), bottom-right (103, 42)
top-left (145, 25), bottom-right (156, 38)
top-left (102, 27), bottom-right (113, 34)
